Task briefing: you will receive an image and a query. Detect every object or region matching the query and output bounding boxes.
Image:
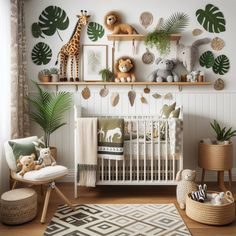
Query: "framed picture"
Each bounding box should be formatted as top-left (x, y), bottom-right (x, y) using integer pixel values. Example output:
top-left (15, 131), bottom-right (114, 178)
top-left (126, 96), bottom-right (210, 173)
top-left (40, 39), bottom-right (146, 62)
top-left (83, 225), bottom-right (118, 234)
top-left (82, 44), bottom-right (108, 81)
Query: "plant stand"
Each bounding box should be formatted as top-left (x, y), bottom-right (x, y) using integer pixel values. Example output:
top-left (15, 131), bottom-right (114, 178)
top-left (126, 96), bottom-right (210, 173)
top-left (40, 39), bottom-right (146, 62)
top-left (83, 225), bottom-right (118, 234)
top-left (198, 142), bottom-right (233, 191)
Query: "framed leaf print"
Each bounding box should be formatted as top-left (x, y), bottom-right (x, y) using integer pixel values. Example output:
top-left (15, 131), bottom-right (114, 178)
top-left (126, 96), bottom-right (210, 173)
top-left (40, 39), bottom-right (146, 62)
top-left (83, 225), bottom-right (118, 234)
top-left (82, 45), bottom-right (108, 81)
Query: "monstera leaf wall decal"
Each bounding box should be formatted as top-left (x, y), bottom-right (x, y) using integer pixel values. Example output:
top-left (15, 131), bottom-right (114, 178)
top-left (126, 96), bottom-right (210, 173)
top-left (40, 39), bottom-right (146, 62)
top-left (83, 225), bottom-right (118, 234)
top-left (196, 4), bottom-right (226, 33)
top-left (31, 42), bottom-right (52, 65)
top-left (87, 22), bottom-right (105, 42)
top-left (199, 51), bottom-right (215, 68)
top-left (31, 5), bottom-right (69, 41)
top-left (213, 55), bottom-right (230, 75)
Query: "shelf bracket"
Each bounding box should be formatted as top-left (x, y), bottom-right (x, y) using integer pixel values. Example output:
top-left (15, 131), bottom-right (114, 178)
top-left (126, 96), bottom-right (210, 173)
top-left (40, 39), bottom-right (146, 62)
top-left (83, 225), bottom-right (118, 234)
top-left (56, 85), bottom-right (59, 92)
top-left (76, 85), bottom-right (79, 92)
top-left (178, 85), bottom-right (183, 92)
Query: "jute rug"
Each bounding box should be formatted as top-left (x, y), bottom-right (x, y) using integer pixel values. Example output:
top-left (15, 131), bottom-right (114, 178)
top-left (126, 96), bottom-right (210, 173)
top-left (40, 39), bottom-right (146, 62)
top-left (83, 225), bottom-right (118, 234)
top-left (44, 204), bottom-right (191, 236)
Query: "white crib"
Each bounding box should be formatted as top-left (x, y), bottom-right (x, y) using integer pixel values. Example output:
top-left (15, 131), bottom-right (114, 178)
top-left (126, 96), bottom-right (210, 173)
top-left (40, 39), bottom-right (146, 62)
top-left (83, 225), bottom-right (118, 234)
top-left (74, 106), bottom-right (183, 197)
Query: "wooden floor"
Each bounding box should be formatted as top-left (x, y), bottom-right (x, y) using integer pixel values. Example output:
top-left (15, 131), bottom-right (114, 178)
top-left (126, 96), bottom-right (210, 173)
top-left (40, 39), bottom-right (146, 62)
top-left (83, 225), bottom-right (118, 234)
top-left (0, 183), bottom-right (235, 236)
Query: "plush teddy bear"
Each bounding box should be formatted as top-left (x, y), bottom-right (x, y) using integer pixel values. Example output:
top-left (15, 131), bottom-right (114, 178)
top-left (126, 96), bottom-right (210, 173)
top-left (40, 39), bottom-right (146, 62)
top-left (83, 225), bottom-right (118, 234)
top-left (207, 192), bottom-right (226, 205)
top-left (37, 147), bottom-right (56, 167)
top-left (17, 153), bottom-right (42, 176)
top-left (148, 58), bottom-right (179, 82)
top-left (176, 169), bottom-right (198, 209)
top-left (115, 57), bottom-right (136, 82)
top-left (104, 11), bottom-right (138, 34)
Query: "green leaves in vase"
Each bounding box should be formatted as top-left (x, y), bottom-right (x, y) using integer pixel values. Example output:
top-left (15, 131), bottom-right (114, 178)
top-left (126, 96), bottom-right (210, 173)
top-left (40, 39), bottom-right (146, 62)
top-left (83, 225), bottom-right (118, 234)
top-left (213, 55), bottom-right (230, 75)
top-left (199, 51), bottom-right (215, 68)
top-left (87, 22), bottom-right (105, 42)
top-left (196, 4), bottom-right (226, 33)
top-left (31, 5), bottom-right (69, 41)
top-left (199, 51), bottom-right (230, 75)
top-left (32, 42), bottom-right (52, 65)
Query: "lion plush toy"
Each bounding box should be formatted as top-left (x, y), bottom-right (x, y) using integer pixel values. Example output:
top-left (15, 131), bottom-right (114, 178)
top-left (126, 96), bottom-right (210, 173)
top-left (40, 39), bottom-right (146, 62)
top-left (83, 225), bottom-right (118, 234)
top-left (104, 11), bottom-right (138, 34)
top-left (37, 147), bottom-right (56, 167)
top-left (115, 57), bottom-right (136, 82)
top-left (17, 153), bottom-right (42, 176)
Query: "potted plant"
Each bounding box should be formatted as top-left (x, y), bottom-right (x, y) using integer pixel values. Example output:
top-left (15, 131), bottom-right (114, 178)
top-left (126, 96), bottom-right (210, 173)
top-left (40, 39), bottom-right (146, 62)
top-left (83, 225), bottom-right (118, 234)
top-left (38, 69), bottom-right (51, 82)
top-left (145, 12), bottom-right (189, 56)
top-left (198, 120), bottom-right (235, 172)
top-left (26, 81), bottom-right (72, 158)
top-left (50, 67), bottom-right (59, 82)
top-left (99, 68), bottom-right (114, 82)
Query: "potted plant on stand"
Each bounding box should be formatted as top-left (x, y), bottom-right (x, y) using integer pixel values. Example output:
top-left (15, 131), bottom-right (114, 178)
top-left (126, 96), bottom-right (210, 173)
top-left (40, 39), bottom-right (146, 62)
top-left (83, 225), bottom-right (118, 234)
top-left (198, 120), bottom-right (236, 190)
top-left (26, 81), bottom-right (72, 159)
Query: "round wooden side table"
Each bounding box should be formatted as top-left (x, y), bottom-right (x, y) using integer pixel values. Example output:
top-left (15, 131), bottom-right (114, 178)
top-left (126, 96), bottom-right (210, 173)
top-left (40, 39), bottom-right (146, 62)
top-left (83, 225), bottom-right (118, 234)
top-left (198, 142), bottom-right (233, 191)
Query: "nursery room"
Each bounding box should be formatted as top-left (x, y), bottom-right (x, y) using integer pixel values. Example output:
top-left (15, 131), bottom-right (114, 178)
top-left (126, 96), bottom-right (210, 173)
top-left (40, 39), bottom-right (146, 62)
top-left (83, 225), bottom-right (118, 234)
top-left (0, 0), bottom-right (236, 235)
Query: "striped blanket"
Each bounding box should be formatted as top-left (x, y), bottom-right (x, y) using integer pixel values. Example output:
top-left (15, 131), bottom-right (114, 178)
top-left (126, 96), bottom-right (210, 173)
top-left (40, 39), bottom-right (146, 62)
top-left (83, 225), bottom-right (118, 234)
top-left (98, 118), bottom-right (124, 160)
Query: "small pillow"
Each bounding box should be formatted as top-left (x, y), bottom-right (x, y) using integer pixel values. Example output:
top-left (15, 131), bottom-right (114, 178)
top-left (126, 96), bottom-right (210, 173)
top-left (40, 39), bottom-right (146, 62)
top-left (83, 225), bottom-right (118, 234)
top-left (8, 141), bottom-right (37, 165)
top-left (160, 102), bottom-right (176, 119)
top-left (169, 107), bottom-right (180, 118)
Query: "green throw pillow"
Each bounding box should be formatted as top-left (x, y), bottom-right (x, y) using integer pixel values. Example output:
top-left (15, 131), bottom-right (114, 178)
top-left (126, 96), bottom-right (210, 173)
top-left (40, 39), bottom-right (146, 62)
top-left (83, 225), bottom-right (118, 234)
top-left (8, 141), bottom-right (37, 164)
top-left (160, 102), bottom-right (176, 119)
top-left (169, 107), bottom-right (180, 118)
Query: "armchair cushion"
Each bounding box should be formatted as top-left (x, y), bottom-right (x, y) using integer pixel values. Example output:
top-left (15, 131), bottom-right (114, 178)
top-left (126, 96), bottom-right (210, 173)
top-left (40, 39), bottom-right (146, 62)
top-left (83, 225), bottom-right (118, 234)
top-left (14, 165), bottom-right (68, 182)
top-left (4, 136), bottom-right (38, 171)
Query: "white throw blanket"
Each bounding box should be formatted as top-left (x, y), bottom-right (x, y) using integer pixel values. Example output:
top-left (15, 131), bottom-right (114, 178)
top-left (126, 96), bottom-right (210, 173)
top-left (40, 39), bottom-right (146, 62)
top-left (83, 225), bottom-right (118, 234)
top-left (76, 118), bottom-right (97, 187)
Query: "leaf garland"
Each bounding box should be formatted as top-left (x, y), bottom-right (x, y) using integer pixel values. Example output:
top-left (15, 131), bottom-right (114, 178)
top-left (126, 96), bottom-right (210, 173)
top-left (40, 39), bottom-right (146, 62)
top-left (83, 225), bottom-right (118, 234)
top-left (196, 4), bottom-right (226, 33)
top-left (31, 42), bottom-right (52, 65)
top-left (87, 22), bottom-right (105, 42)
top-left (31, 5), bottom-right (69, 41)
top-left (199, 51), bottom-right (215, 68)
top-left (212, 55), bottom-right (230, 75)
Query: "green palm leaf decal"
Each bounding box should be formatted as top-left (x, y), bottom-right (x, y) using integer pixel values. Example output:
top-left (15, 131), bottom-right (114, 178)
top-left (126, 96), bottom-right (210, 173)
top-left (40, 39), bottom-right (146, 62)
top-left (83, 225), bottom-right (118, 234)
top-left (196, 4), bottom-right (226, 33)
top-left (38, 5), bottom-right (69, 41)
top-left (213, 55), bottom-right (230, 75)
top-left (31, 42), bottom-right (52, 65)
top-left (87, 22), bottom-right (105, 42)
top-left (31, 22), bottom-right (44, 38)
top-left (199, 51), bottom-right (215, 68)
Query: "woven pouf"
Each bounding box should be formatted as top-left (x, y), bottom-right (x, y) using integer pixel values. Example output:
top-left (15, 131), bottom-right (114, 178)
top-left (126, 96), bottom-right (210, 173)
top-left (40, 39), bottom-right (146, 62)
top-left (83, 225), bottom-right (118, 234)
top-left (0, 188), bottom-right (37, 225)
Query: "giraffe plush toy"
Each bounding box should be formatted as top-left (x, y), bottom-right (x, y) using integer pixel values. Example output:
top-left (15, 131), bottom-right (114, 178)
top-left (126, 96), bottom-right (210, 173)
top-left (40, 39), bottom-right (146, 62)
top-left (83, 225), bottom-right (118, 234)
top-left (57, 10), bottom-right (90, 81)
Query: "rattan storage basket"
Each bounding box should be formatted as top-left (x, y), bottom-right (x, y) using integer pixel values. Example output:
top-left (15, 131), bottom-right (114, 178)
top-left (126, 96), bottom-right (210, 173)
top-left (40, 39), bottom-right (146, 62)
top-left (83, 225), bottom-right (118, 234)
top-left (186, 191), bottom-right (235, 225)
top-left (0, 188), bottom-right (37, 225)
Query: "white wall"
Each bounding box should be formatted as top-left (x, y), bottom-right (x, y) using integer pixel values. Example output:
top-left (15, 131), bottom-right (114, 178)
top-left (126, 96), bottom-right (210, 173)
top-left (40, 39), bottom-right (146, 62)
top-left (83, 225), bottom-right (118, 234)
top-left (25, 0), bottom-right (236, 181)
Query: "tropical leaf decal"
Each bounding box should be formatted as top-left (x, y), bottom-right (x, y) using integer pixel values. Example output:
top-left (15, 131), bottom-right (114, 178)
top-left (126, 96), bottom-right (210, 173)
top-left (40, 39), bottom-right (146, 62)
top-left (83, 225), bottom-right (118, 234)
top-left (31, 22), bottom-right (45, 39)
top-left (38, 5), bottom-right (69, 41)
top-left (196, 4), bottom-right (226, 33)
top-left (213, 55), bottom-right (230, 75)
top-left (31, 42), bottom-right (52, 65)
top-left (199, 51), bottom-right (215, 68)
top-left (87, 22), bottom-right (105, 42)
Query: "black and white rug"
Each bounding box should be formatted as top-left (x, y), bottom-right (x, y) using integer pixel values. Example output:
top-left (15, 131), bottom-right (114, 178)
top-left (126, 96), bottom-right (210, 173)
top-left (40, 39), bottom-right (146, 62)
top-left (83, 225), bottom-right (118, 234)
top-left (45, 204), bottom-right (191, 236)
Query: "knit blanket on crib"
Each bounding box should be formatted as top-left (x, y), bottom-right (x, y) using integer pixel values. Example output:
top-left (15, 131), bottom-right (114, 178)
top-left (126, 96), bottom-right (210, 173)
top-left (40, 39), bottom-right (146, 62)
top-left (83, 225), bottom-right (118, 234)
top-left (98, 118), bottom-right (124, 160)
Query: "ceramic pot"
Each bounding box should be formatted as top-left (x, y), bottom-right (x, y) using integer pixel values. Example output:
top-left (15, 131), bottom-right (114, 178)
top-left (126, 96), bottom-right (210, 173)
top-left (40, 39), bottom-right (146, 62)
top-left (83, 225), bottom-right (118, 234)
top-left (51, 74), bottom-right (59, 82)
top-left (41, 75), bottom-right (51, 82)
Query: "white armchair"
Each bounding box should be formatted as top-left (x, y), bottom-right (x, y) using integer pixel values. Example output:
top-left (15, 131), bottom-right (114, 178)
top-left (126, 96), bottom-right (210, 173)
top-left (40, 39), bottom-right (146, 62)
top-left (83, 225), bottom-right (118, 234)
top-left (4, 136), bottom-right (74, 223)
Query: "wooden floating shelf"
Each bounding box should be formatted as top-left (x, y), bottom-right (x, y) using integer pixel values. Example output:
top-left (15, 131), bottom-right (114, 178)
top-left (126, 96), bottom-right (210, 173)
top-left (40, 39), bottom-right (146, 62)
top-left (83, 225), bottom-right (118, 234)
top-left (38, 82), bottom-right (212, 86)
top-left (107, 34), bottom-right (181, 41)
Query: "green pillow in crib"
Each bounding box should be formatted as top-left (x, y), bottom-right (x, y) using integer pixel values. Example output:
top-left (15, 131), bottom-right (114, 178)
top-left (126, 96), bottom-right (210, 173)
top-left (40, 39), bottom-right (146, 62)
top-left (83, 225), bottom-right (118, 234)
top-left (160, 102), bottom-right (176, 118)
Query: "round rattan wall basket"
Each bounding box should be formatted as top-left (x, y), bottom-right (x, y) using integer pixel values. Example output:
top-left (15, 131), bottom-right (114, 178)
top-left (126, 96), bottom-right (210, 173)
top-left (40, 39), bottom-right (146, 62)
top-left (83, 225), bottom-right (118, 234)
top-left (186, 191), bottom-right (235, 225)
top-left (198, 142), bottom-right (233, 171)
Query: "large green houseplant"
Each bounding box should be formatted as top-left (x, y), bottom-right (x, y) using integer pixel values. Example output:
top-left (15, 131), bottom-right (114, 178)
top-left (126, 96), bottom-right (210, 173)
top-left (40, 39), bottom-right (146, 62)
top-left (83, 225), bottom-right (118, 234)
top-left (26, 81), bottom-right (72, 147)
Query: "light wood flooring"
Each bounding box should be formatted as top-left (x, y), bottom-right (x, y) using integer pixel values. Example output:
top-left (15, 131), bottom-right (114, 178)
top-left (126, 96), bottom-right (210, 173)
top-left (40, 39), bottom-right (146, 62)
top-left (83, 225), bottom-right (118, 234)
top-left (0, 183), bottom-right (235, 236)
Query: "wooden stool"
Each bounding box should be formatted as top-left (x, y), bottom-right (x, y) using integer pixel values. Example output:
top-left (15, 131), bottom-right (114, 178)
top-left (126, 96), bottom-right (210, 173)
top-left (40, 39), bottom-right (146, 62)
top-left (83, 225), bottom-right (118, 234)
top-left (198, 142), bottom-right (233, 191)
top-left (0, 188), bottom-right (37, 225)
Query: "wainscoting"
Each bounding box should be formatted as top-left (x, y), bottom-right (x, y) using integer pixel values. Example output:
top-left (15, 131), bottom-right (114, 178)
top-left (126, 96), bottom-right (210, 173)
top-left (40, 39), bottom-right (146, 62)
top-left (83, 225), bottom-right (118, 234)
top-left (31, 87), bottom-right (236, 182)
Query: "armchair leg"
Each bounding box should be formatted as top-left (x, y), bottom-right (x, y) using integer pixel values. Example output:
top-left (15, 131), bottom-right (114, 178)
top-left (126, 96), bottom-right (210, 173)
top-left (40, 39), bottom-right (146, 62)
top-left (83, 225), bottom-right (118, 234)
top-left (54, 185), bottom-right (75, 211)
top-left (12, 181), bottom-right (17, 190)
top-left (41, 186), bottom-right (52, 224)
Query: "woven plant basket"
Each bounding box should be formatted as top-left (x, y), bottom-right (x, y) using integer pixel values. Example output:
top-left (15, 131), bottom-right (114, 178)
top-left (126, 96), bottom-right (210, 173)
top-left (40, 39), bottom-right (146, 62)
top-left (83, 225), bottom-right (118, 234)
top-left (186, 191), bottom-right (235, 225)
top-left (0, 188), bottom-right (37, 225)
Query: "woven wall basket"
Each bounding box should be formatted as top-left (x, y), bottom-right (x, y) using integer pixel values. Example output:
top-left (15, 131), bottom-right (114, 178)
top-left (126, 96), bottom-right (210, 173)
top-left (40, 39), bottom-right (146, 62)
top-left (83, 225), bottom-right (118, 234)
top-left (186, 191), bottom-right (235, 225)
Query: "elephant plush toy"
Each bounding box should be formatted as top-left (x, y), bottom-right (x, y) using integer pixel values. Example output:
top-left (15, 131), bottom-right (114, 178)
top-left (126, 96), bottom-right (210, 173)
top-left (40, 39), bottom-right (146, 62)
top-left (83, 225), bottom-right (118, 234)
top-left (177, 38), bottom-right (211, 73)
top-left (148, 58), bottom-right (179, 82)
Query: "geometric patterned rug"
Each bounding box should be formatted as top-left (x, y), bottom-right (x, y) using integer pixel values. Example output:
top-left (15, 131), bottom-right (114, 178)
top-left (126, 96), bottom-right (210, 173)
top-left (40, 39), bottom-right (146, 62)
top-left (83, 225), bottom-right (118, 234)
top-left (44, 204), bottom-right (191, 236)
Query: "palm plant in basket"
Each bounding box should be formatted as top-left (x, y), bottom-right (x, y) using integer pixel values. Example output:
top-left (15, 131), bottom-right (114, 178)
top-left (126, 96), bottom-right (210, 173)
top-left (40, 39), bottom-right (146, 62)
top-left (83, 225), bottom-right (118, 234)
top-left (26, 81), bottom-right (72, 147)
top-left (145, 12), bottom-right (189, 56)
top-left (210, 119), bottom-right (236, 144)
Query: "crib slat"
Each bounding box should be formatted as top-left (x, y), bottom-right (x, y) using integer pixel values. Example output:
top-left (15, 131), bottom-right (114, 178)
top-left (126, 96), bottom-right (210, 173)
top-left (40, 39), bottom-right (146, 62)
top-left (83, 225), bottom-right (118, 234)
top-left (158, 121), bottom-right (161, 181)
top-left (109, 159), bottom-right (111, 181)
top-left (165, 121), bottom-right (168, 181)
top-left (130, 121), bottom-right (132, 182)
top-left (116, 160), bottom-right (118, 181)
top-left (102, 158), bottom-right (104, 181)
top-left (144, 121), bottom-right (146, 181)
top-left (137, 120), bottom-right (139, 182)
top-left (151, 121), bottom-right (153, 181)
top-left (173, 154), bottom-right (175, 181)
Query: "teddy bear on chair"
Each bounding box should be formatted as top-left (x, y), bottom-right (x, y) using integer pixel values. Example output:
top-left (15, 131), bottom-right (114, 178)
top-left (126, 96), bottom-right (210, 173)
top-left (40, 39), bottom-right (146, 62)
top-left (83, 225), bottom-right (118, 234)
top-left (36, 147), bottom-right (56, 167)
top-left (148, 58), bottom-right (179, 82)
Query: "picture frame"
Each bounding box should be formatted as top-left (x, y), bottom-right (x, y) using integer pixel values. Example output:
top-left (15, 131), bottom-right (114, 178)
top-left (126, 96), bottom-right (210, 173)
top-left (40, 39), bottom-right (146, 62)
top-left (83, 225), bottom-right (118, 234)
top-left (82, 44), bottom-right (108, 81)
